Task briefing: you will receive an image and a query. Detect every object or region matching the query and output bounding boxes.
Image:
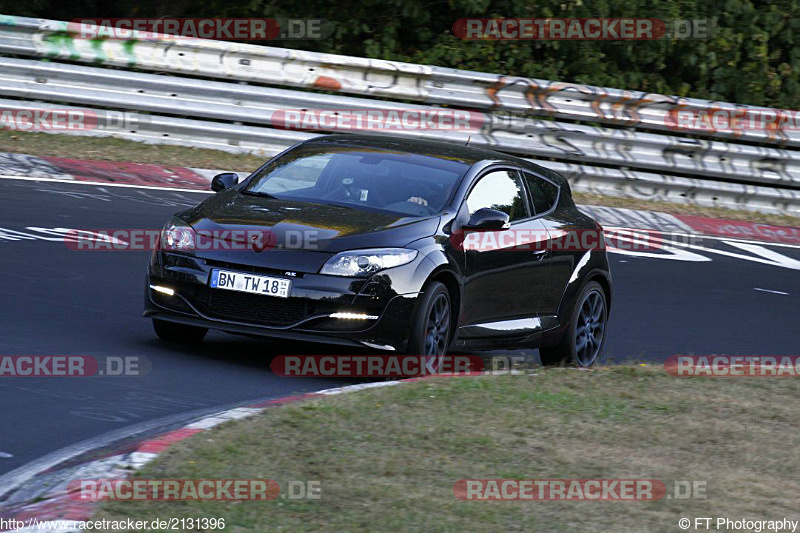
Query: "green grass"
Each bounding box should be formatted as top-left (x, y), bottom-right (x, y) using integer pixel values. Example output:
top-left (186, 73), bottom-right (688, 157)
top-left (92, 366), bottom-right (800, 532)
top-left (0, 130), bottom-right (266, 171)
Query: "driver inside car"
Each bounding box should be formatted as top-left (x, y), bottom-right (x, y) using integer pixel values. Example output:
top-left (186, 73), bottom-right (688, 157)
top-left (391, 179), bottom-right (442, 210)
top-left (329, 172), bottom-right (441, 212)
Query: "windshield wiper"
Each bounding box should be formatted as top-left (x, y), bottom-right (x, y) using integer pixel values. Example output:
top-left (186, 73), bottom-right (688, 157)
top-left (241, 190), bottom-right (278, 199)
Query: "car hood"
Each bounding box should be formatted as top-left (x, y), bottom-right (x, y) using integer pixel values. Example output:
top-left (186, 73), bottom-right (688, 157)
top-left (176, 189), bottom-right (440, 271)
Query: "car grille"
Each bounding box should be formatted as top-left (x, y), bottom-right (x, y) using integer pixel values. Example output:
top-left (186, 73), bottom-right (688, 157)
top-left (204, 290), bottom-right (313, 327)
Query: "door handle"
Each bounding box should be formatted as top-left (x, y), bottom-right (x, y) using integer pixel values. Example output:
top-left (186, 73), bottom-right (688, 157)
top-left (531, 249), bottom-right (547, 260)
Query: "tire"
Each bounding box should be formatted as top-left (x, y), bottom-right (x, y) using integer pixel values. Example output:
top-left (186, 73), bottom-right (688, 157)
top-left (539, 281), bottom-right (607, 367)
top-left (406, 281), bottom-right (452, 372)
top-left (152, 319), bottom-right (208, 343)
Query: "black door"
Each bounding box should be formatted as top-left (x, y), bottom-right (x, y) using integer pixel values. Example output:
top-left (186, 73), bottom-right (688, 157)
top-left (521, 170), bottom-right (579, 317)
top-left (458, 169), bottom-right (551, 328)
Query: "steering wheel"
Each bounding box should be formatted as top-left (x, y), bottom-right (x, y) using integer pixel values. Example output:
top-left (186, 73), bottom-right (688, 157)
top-left (321, 177), bottom-right (387, 207)
top-left (383, 200), bottom-right (434, 216)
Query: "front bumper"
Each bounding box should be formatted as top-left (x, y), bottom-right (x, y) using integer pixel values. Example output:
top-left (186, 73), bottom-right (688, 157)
top-left (143, 251), bottom-right (421, 352)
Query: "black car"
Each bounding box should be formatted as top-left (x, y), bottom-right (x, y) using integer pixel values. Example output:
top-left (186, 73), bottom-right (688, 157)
top-left (144, 134), bottom-right (611, 367)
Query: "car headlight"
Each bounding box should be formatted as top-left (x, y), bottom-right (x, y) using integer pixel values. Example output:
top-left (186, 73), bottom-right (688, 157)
top-left (160, 217), bottom-right (195, 251)
top-left (320, 248), bottom-right (418, 277)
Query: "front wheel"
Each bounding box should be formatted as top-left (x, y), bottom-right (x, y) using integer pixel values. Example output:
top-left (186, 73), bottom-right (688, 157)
top-left (152, 319), bottom-right (208, 344)
top-left (406, 281), bottom-right (451, 372)
top-left (539, 281), bottom-right (607, 367)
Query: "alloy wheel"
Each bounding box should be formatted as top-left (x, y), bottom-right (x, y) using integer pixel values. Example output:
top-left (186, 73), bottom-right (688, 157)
top-left (424, 293), bottom-right (450, 364)
top-left (574, 290), bottom-right (606, 366)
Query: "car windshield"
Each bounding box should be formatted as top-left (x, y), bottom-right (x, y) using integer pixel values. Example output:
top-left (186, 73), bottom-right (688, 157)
top-left (244, 145), bottom-right (469, 216)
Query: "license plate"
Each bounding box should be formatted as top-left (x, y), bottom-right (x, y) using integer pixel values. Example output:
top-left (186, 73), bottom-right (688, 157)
top-left (209, 269), bottom-right (291, 298)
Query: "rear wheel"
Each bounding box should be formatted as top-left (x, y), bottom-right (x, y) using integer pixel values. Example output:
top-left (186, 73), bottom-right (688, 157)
top-left (539, 281), bottom-right (607, 367)
top-left (406, 281), bottom-right (451, 372)
top-left (152, 319), bottom-right (208, 343)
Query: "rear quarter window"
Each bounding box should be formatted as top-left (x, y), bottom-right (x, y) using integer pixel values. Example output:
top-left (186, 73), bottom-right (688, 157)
top-left (524, 173), bottom-right (560, 215)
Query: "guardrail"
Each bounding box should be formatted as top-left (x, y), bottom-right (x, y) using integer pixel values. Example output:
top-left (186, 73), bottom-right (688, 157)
top-left (1, 16), bottom-right (799, 216)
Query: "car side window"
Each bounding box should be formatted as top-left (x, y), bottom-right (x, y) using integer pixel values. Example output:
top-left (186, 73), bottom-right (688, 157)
top-left (466, 170), bottom-right (529, 222)
top-left (524, 173), bottom-right (559, 215)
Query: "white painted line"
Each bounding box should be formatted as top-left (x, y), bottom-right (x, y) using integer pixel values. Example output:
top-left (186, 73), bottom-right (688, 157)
top-left (0, 174), bottom-right (213, 194)
top-left (0, 451), bottom-right (13, 458)
top-left (754, 287), bottom-right (790, 295)
top-left (0, 378), bottom-right (431, 525)
top-left (185, 407), bottom-right (262, 430)
top-left (318, 381), bottom-right (402, 395)
top-left (0, 382), bottom-right (400, 518)
top-left (128, 451), bottom-right (160, 469)
top-left (0, 406), bottom-right (239, 500)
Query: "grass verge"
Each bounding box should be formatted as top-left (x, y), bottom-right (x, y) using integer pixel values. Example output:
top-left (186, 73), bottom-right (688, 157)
top-left (94, 367), bottom-right (800, 532)
top-left (2, 130), bottom-right (798, 227)
top-left (0, 130), bottom-right (266, 171)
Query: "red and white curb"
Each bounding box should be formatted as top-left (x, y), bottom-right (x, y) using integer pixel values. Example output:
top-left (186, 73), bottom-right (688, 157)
top-left (1, 381), bottom-right (404, 533)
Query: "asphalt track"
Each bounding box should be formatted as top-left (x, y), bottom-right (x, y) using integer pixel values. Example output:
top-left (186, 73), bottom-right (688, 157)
top-left (0, 177), bottom-right (798, 478)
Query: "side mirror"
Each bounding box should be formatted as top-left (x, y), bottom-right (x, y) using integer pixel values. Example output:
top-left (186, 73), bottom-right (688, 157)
top-left (211, 173), bottom-right (239, 192)
top-left (464, 208), bottom-right (511, 231)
